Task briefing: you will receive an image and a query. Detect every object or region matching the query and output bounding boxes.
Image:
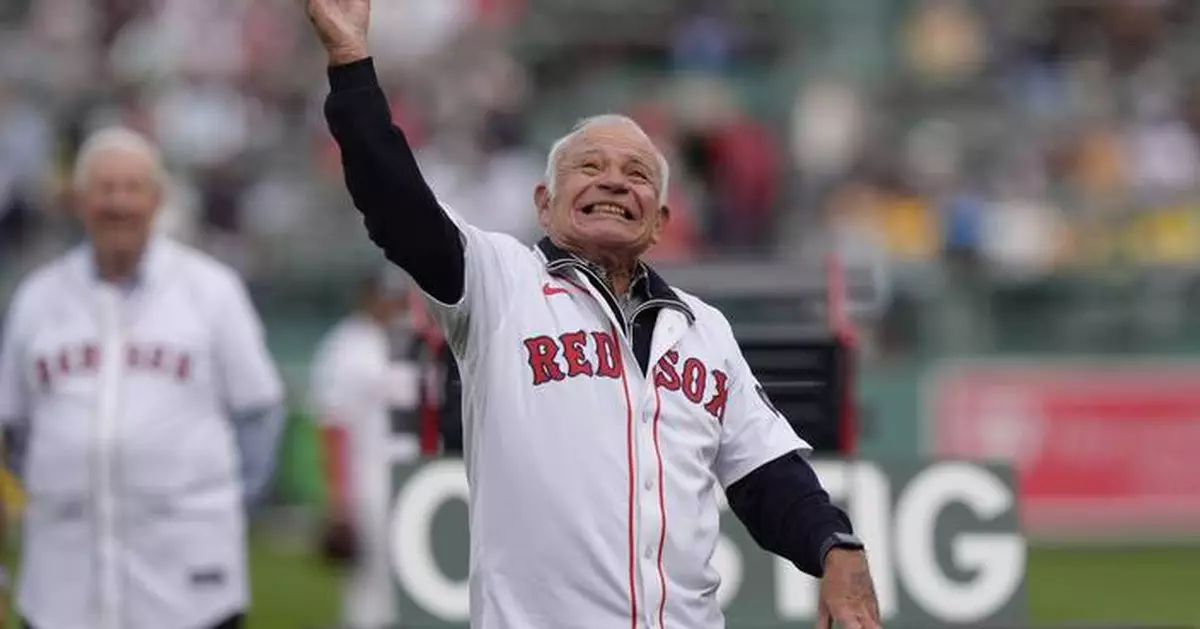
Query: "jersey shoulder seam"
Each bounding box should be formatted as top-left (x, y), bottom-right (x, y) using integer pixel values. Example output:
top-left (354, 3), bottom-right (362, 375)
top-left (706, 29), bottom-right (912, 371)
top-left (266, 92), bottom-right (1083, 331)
top-left (451, 237), bottom-right (542, 377)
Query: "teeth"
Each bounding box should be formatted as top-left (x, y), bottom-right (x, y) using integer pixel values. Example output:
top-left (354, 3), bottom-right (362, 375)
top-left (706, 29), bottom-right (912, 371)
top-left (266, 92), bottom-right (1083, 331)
top-left (592, 203), bottom-right (627, 217)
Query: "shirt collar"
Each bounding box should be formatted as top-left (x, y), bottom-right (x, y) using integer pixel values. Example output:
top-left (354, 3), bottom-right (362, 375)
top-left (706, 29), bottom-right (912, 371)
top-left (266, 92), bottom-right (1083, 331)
top-left (78, 237), bottom-right (165, 291)
top-left (535, 236), bottom-right (696, 324)
top-left (590, 259), bottom-right (650, 298)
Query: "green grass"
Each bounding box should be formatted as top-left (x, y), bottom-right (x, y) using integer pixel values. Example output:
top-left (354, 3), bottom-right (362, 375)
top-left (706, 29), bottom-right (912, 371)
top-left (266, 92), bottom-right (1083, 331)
top-left (247, 538), bottom-right (342, 629)
top-left (246, 541), bottom-right (1200, 629)
top-left (1, 535), bottom-right (346, 629)
top-left (1027, 545), bottom-right (1200, 628)
top-left (8, 540), bottom-right (1200, 628)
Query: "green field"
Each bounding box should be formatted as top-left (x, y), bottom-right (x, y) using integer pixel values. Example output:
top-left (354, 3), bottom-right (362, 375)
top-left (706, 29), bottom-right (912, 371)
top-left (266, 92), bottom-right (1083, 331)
top-left (5, 539), bottom-right (1196, 628)
top-left (234, 539), bottom-right (1200, 629)
top-left (1026, 545), bottom-right (1200, 628)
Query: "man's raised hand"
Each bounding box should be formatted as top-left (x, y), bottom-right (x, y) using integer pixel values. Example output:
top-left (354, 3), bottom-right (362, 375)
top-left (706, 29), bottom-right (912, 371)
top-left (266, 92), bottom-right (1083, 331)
top-left (305, 0), bottom-right (370, 66)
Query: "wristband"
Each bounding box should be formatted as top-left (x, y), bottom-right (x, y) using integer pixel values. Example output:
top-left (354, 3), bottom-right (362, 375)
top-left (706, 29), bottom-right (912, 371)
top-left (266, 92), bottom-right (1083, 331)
top-left (820, 531), bottom-right (866, 570)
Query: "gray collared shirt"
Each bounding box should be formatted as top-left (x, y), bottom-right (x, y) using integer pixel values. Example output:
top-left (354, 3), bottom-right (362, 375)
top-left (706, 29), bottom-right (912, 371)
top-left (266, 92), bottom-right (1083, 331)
top-left (575, 257), bottom-right (650, 319)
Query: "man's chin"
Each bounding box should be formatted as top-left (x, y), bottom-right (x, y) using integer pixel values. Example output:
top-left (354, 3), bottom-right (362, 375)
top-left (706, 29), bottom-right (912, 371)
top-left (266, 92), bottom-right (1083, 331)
top-left (576, 230), bottom-right (643, 253)
top-left (93, 235), bottom-right (149, 258)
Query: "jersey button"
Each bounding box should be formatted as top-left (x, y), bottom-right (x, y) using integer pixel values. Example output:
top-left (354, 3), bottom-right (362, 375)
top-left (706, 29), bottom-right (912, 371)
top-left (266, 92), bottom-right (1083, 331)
top-left (644, 545), bottom-right (654, 559)
top-left (643, 479), bottom-right (653, 491)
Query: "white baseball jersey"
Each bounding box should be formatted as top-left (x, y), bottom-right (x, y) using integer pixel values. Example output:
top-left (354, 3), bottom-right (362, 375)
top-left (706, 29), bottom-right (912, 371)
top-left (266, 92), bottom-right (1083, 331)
top-left (0, 238), bottom-right (283, 629)
top-left (421, 209), bottom-right (809, 629)
top-left (310, 313), bottom-right (421, 628)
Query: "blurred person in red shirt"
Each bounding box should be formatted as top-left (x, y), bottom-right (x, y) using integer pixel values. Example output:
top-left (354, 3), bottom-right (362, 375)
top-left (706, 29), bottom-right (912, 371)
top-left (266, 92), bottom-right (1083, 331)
top-left (675, 83), bottom-right (781, 253)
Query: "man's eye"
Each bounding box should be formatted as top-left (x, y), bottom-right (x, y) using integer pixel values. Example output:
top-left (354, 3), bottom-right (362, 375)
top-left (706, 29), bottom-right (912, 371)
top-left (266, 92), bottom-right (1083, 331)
top-left (581, 163), bottom-right (601, 173)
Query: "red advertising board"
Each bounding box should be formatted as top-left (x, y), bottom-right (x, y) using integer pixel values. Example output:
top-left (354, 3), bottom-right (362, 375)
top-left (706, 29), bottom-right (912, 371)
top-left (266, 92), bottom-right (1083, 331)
top-left (927, 361), bottom-right (1200, 537)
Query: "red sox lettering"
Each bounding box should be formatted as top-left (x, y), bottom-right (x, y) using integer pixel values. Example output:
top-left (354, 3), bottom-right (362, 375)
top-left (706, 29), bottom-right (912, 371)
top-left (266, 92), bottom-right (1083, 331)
top-left (524, 330), bottom-right (621, 383)
top-left (523, 335), bottom-right (729, 422)
top-left (34, 342), bottom-right (194, 389)
top-left (655, 350), bottom-right (729, 422)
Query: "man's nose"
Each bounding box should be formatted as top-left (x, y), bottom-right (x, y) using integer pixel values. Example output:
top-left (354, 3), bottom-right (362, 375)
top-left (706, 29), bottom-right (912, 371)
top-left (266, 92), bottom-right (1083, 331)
top-left (596, 172), bottom-right (630, 193)
top-left (109, 192), bottom-right (143, 212)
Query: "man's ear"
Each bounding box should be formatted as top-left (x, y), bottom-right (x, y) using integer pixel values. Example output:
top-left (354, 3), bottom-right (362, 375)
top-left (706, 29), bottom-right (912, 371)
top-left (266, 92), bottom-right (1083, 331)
top-left (534, 183), bottom-right (552, 228)
top-left (149, 182), bottom-right (165, 216)
top-left (649, 203), bottom-right (671, 245)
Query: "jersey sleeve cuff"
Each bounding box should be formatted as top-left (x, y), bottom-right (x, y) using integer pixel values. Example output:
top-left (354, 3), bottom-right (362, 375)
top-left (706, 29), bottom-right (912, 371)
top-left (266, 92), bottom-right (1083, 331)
top-left (718, 439), bottom-right (807, 489)
top-left (328, 57), bottom-right (379, 93)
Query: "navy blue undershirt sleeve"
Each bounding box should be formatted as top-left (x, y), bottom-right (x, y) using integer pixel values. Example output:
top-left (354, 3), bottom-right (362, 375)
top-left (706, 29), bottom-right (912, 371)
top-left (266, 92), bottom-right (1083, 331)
top-left (725, 451), bottom-right (854, 578)
top-left (324, 57), bottom-right (465, 304)
top-left (231, 403), bottom-right (286, 511)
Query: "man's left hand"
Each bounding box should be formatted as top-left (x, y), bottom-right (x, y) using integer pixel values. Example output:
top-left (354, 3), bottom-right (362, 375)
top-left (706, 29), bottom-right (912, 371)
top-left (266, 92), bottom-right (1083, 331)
top-left (816, 548), bottom-right (881, 629)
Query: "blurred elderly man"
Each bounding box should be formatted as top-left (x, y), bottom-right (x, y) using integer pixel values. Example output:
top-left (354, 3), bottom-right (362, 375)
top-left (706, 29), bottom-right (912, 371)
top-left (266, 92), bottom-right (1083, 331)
top-left (306, 1), bottom-right (881, 629)
top-left (0, 127), bottom-right (285, 629)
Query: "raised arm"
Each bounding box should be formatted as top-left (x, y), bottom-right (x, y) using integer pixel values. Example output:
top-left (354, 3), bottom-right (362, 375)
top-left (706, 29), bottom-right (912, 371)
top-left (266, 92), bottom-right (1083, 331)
top-left (306, 0), bottom-right (465, 304)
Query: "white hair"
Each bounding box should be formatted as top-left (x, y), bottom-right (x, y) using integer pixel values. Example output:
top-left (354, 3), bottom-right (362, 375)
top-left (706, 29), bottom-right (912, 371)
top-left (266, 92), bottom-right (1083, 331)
top-left (73, 126), bottom-right (167, 192)
top-left (544, 114), bottom-right (670, 205)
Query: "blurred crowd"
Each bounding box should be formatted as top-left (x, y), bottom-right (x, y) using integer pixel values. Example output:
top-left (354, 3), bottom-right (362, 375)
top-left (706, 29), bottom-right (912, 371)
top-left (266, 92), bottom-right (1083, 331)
top-left (807, 0), bottom-right (1200, 282)
top-left (5, 0), bottom-right (1200, 295)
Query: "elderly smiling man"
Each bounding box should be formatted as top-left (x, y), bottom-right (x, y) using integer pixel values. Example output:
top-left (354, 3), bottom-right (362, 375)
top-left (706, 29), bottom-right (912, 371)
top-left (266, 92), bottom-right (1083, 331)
top-left (0, 128), bottom-right (285, 629)
top-left (306, 1), bottom-right (882, 628)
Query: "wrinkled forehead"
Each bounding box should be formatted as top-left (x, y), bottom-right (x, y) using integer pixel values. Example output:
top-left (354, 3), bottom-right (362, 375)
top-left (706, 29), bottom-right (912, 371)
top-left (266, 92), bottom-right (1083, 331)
top-left (79, 147), bottom-right (160, 187)
top-left (560, 122), bottom-right (662, 171)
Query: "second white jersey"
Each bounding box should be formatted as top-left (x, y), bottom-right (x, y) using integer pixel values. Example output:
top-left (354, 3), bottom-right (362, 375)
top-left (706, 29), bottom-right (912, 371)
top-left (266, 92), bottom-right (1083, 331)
top-left (309, 315), bottom-right (421, 629)
top-left (422, 210), bottom-right (808, 629)
top-left (0, 239), bottom-right (283, 629)
top-left (310, 315), bottom-right (422, 507)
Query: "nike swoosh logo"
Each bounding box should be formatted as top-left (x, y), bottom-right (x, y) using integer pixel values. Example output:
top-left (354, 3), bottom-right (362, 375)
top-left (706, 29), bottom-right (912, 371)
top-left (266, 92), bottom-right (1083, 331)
top-left (542, 282), bottom-right (570, 296)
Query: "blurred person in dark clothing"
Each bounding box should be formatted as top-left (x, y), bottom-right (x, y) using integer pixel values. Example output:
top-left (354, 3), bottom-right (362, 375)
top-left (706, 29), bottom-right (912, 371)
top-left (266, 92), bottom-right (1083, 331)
top-left (0, 83), bottom-right (53, 262)
top-left (0, 189), bottom-right (35, 257)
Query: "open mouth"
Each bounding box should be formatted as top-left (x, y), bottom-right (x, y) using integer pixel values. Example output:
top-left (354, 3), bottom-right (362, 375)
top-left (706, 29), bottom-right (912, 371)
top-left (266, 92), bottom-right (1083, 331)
top-left (581, 202), bottom-right (634, 220)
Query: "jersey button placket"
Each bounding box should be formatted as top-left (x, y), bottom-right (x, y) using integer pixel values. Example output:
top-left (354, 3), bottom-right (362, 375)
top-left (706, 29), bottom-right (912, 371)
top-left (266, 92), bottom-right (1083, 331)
top-left (641, 367), bottom-right (670, 629)
top-left (637, 401), bottom-right (665, 629)
top-left (630, 402), bottom-right (659, 629)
